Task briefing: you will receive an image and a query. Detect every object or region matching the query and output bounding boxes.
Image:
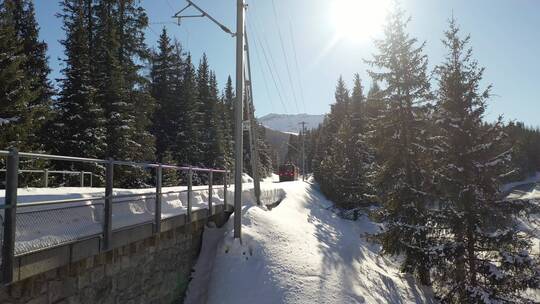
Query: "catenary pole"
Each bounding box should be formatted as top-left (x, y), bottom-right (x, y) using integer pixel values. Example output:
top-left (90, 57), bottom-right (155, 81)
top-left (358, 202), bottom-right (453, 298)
top-left (233, 0), bottom-right (245, 239)
top-left (244, 30), bottom-right (262, 206)
top-left (299, 121), bottom-right (306, 181)
top-left (173, 0), bottom-right (245, 239)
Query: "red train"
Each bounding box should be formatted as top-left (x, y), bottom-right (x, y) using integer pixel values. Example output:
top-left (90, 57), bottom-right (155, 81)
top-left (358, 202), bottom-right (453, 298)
top-left (279, 164), bottom-right (299, 182)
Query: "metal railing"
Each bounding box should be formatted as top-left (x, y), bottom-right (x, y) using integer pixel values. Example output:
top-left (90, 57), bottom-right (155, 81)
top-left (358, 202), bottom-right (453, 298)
top-left (0, 148), bottom-right (229, 284)
top-left (0, 169), bottom-right (93, 187)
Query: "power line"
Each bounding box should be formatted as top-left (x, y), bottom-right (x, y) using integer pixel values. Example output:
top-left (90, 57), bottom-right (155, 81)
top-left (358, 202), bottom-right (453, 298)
top-left (248, 22), bottom-right (289, 114)
top-left (147, 25), bottom-right (161, 38)
top-left (165, 0), bottom-right (176, 11)
top-left (270, 0), bottom-right (300, 113)
top-left (245, 28), bottom-right (275, 114)
top-left (288, 19), bottom-right (307, 113)
top-left (149, 21), bottom-right (177, 25)
top-left (258, 23), bottom-right (290, 111)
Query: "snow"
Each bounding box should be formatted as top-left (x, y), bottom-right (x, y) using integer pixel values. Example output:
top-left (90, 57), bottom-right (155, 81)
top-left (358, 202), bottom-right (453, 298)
top-left (502, 171), bottom-right (540, 194)
top-left (0, 178), bottom-right (285, 256)
top-left (242, 173), bottom-right (254, 183)
top-left (258, 113), bottom-right (325, 133)
top-left (504, 175), bottom-right (540, 258)
top-left (185, 181), bottom-right (434, 304)
top-left (0, 117), bottom-right (19, 125)
top-left (263, 173), bottom-right (279, 183)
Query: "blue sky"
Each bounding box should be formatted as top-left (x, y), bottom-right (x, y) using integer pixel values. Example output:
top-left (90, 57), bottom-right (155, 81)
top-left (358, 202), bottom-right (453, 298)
top-left (34, 0), bottom-right (539, 127)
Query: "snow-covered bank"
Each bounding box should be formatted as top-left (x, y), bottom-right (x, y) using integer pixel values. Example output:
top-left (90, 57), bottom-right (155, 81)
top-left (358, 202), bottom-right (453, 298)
top-left (502, 171), bottom-right (540, 194)
top-left (186, 181), bottom-right (434, 304)
top-left (0, 179), bottom-right (284, 256)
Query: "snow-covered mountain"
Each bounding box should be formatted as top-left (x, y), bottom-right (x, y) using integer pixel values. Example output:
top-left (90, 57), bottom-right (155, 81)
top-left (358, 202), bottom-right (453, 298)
top-left (258, 113), bottom-right (325, 134)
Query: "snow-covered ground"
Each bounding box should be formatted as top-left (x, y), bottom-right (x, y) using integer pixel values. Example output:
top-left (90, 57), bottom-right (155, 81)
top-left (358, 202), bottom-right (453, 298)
top-left (0, 174), bottom-right (285, 255)
top-left (185, 180), bottom-right (434, 304)
top-left (503, 171), bottom-right (540, 195)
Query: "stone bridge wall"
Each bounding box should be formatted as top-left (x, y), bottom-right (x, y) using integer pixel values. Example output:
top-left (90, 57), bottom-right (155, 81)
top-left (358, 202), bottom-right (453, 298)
top-left (0, 206), bottom-right (230, 304)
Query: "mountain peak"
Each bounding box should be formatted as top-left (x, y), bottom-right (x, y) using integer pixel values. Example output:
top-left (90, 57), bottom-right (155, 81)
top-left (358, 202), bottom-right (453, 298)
top-left (258, 113), bottom-right (325, 133)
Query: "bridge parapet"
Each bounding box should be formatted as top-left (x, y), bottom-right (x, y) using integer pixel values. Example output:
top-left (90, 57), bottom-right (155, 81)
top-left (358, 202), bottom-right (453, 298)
top-left (0, 149), bottom-right (231, 300)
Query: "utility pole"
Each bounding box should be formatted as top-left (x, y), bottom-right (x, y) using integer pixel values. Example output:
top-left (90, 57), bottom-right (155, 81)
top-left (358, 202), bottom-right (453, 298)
top-left (244, 30), bottom-right (262, 206)
top-left (233, 0), bottom-right (245, 239)
top-left (299, 121), bottom-right (306, 181)
top-left (173, 0), bottom-right (246, 239)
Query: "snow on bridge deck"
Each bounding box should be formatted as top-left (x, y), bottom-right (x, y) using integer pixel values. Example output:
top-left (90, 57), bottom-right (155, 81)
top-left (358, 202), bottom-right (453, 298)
top-left (0, 180), bottom-right (285, 256)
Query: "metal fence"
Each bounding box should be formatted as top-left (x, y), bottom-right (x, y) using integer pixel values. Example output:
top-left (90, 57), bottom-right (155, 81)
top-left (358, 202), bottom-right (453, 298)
top-left (0, 149), bottom-right (229, 284)
top-left (0, 169), bottom-right (94, 187)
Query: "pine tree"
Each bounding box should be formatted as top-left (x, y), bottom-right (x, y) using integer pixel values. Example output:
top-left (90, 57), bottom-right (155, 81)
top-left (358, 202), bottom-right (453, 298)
top-left (175, 53), bottom-right (199, 165)
top-left (53, 0), bottom-right (107, 178)
top-left (93, 0), bottom-right (155, 187)
top-left (11, 0), bottom-right (54, 150)
top-left (366, 7), bottom-right (433, 284)
top-left (313, 77), bottom-right (351, 198)
top-left (244, 120), bottom-right (273, 178)
top-left (336, 74), bottom-right (374, 208)
top-left (284, 134), bottom-right (300, 166)
top-left (195, 54), bottom-right (213, 167)
top-left (206, 71), bottom-right (227, 169)
top-left (150, 28), bottom-right (183, 162)
top-left (327, 76), bottom-right (350, 134)
top-left (430, 18), bottom-right (539, 302)
top-left (0, 0), bottom-right (49, 152)
top-left (221, 75), bottom-right (235, 167)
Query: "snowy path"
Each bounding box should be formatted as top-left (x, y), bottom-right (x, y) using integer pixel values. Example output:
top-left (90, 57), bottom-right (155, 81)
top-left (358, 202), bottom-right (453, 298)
top-left (186, 181), bottom-right (434, 304)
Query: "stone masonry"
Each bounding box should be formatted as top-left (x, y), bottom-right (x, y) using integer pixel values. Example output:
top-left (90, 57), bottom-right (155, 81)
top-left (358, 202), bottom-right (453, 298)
top-left (0, 218), bottom-right (209, 304)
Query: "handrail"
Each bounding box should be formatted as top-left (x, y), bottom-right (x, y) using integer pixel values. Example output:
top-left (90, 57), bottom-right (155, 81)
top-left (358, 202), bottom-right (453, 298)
top-left (0, 149), bottom-right (230, 284)
top-left (16, 196), bottom-right (106, 207)
top-left (0, 150), bottom-right (228, 173)
top-left (0, 169), bottom-right (88, 174)
top-left (1, 188), bottom-right (223, 209)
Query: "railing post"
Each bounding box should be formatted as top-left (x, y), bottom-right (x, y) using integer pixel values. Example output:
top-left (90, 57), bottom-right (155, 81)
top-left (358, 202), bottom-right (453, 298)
top-left (223, 171), bottom-right (228, 211)
top-left (102, 160), bottom-right (113, 251)
top-left (89, 173), bottom-right (93, 187)
top-left (80, 170), bottom-right (84, 187)
top-left (43, 169), bottom-right (48, 188)
top-left (2, 148), bottom-right (19, 284)
top-left (187, 167), bottom-right (193, 223)
top-left (154, 165), bottom-right (162, 234)
top-left (208, 170), bottom-right (213, 217)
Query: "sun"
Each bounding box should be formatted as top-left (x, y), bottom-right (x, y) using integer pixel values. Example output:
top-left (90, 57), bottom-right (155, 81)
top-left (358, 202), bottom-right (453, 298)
top-left (330, 0), bottom-right (391, 43)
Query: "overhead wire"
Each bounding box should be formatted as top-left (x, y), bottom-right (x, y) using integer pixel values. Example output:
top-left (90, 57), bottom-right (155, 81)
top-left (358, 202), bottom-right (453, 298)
top-left (255, 20), bottom-right (290, 112)
top-left (248, 22), bottom-right (289, 114)
top-left (270, 0), bottom-right (300, 113)
top-left (165, 0), bottom-right (176, 11)
top-left (245, 27), bottom-right (276, 114)
top-left (288, 19), bottom-right (307, 113)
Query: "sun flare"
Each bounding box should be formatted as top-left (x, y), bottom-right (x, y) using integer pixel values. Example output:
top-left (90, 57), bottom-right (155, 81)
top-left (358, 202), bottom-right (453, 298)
top-left (330, 0), bottom-right (391, 43)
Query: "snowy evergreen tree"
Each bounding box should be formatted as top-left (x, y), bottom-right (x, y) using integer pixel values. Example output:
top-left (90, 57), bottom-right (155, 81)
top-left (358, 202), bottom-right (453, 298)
top-left (93, 0), bottom-right (155, 187)
top-left (337, 74), bottom-right (374, 208)
top-left (53, 0), bottom-right (105, 161)
top-left (195, 54), bottom-right (213, 166)
top-left (243, 120), bottom-right (273, 178)
top-left (505, 122), bottom-right (540, 179)
top-left (11, 0), bottom-right (54, 149)
top-left (366, 7), bottom-right (433, 284)
top-left (430, 19), bottom-right (540, 303)
top-left (284, 133), bottom-right (300, 166)
top-left (313, 77), bottom-right (351, 199)
top-left (312, 75), bottom-right (374, 209)
top-left (221, 75), bottom-right (234, 167)
top-left (206, 71), bottom-right (227, 169)
top-left (150, 28), bottom-right (183, 162)
top-left (174, 53), bottom-right (199, 165)
top-left (0, 0), bottom-right (48, 152)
